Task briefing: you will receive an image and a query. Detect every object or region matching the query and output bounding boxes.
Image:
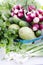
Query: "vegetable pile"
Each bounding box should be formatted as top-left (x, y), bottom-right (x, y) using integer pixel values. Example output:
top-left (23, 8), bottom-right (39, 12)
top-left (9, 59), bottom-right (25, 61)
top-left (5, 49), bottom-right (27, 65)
top-left (11, 5), bottom-right (43, 38)
top-left (0, 3), bottom-right (43, 52)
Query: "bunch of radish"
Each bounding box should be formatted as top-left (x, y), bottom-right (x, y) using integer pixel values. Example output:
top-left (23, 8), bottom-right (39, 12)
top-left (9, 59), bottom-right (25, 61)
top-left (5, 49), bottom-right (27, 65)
top-left (11, 5), bottom-right (24, 18)
top-left (11, 5), bottom-right (43, 37)
top-left (25, 5), bottom-right (43, 31)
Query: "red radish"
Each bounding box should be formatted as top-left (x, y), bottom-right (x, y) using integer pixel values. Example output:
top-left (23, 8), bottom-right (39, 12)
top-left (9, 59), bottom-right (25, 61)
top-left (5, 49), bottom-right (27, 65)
top-left (38, 15), bottom-right (43, 21)
top-left (33, 17), bottom-right (39, 23)
top-left (11, 12), bottom-right (14, 16)
top-left (13, 5), bottom-right (20, 10)
top-left (11, 5), bottom-right (24, 12)
top-left (39, 24), bottom-right (43, 30)
top-left (35, 11), bottom-right (39, 17)
top-left (26, 12), bottom-right (31, 16)
top-left (11, 12), bottom-right (18, 17)
top-left (30, 13), bottom-right (36, 19)
top-left (13, 5), bottom-right (23, 10)
top-left (17, 12), bottom-right (24, 18)
top-left (25, 15), bottom-right (32, 22)
top-left (17, 5), bottom-right (23, 9)
top-left (31, 10), bottom-right (36, 13)
top-left (19, 9), bottom-right (24, 13)
top-left (28, 5), bottom-right (36, 11)
top-left (42, 13), bottom-right (43, 16)
top-left (14, 9), bottom-right (18, 15)
top-left (38, 9), bottom-right (43, 15)
top-left (32, 24), bottom-right (39, 31)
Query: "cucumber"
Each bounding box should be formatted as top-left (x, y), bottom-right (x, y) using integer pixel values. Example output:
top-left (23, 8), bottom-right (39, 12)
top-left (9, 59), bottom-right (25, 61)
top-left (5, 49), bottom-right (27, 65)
top-left (9, 16), bottom-right (20, 24)
top-left (35, 30), bottom-right (41, 37)
top-left (19, 20), bottom-right (28, 27)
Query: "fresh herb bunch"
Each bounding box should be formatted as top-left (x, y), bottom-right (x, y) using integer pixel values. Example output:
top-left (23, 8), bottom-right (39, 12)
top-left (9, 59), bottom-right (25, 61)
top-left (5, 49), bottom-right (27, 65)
top-left (0, 12), bottom-right (18, 44)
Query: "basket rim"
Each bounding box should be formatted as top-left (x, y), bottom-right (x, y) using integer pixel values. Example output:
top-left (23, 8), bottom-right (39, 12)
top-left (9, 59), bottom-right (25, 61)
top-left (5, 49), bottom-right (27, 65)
top-left (15, 36), bottom-right (43, 43)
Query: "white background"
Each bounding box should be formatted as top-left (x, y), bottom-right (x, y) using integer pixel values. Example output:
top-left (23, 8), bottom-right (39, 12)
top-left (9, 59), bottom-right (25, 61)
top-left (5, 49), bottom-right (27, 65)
top-left (36, 0), bottom-right (43, 5)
